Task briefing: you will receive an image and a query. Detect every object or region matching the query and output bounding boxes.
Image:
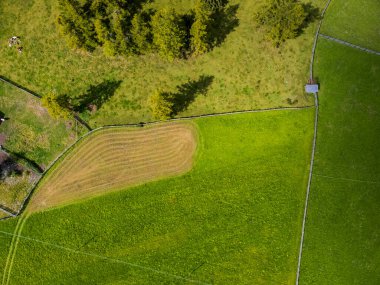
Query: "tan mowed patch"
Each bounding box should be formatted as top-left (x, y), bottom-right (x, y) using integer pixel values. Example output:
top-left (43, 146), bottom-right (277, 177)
top-left (28, 123), bottom-right (197, 212)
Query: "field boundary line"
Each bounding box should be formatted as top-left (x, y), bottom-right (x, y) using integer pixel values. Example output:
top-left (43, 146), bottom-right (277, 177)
top-left (296, 0), bottom-right (332, 284)
top-left (319, 34), bottom-right (380, 56)
top-left (0, 230), bottom-right (210, 285)
top-left (313, 174), bottom-right (379, 184)
top-left (0, 207), bottom-right (16, 218)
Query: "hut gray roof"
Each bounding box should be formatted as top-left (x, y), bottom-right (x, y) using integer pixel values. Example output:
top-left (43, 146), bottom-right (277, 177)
top-left (305, 84), bottom-right (319, 94)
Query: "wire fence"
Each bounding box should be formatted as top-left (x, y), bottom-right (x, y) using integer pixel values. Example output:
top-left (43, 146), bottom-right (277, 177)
top-left (296, 0), bottom-right (332, 284)
top-left (319, 34), bottom-right (380, 56)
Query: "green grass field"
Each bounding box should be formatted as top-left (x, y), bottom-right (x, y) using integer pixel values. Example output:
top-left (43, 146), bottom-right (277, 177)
top-left (0, 110), bottom-right (314, 284)
top-left (299, 39), bottom-right (380, 284)
top-left (321, 0), bottom-right (380, 51)
top-left (0, 0), bottom-right (325, 127)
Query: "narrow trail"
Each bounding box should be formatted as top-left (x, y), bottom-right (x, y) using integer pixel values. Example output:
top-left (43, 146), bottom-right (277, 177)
top-left (319, 34), bottom-right (380, 56)
top-left (295, 0), bottom-right (332, 284)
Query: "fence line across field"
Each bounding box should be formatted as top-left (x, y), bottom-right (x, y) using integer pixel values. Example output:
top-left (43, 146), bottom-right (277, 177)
top-left (296, 0), bottom-right (332, 284)
top-left (319, 34), bottom-right (380, 56)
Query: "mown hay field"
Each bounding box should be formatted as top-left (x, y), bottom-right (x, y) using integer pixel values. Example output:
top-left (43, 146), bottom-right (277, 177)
top-left (0, 110), bottom-right (314, 284)
top-left (29, 123), bottom-right (197, 212)
top-left (0, 0), bottom-right (326, 126)
top-left (300, 39), bottom-right (380, 284)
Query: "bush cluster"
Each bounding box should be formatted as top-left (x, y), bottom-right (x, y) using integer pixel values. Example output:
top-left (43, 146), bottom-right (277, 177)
top-left (57, 0), bottom-right (231, 60)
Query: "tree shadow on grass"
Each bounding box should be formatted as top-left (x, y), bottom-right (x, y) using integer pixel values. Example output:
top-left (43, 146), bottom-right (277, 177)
top-left (209, 4), bottom-right (240, 47)
top-left (299, 3), bottom-right (320, 35)
top-left (72, 80), bottom-right (122, 113)
top-left (171, 75), bottom-right (214, 116)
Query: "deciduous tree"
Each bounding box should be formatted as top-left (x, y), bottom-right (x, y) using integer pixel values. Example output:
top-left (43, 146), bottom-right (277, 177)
top-left (256, 0), bottom-right (307, 47)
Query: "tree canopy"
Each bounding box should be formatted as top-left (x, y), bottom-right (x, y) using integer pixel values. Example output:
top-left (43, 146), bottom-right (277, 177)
top-left (57, 0), bottom-right (236, 59)
top-left (256, 0), bottom-right (307, 47)
top-left (41, 93), bottom-right (71, 119)
top-left (148, 90), bottom-right (174, 120)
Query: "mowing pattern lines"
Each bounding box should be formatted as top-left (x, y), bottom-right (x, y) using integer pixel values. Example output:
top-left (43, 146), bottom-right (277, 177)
top-left (29, 123), bottom-right (196, 212)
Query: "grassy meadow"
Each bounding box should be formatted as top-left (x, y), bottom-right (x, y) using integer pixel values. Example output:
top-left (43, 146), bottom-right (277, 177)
top-left (0, 110), bottom-right (314, 284)
top-left (0, 81), bottom-right (78, 167)
top-left (0, 0), bottom-right (325, 127)
top-left (0, 81), bottom-right (80, 212)
top-left (299, 39), bottom-right (380, 284)
top-left (321, 0), bottom-right (380, 51)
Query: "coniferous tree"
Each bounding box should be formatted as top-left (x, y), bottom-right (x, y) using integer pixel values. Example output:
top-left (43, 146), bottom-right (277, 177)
top-left (151, 8), bottom-right (187, 61)
top-left (190, 0), bottom-right (213, 56)
top-left (41, 93), bottom-right (71, 119)
top-left (131, 11), bottom-right (153, 54)
top-left (148, 90), bottom-right (174, 120)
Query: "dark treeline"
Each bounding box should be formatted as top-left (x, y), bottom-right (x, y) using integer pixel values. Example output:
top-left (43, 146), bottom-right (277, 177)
top-left (57, 0), bottom-right (237, 60)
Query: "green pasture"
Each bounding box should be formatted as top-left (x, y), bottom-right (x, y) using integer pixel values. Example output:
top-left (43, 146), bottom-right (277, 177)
top-left (321, 0), bottom-right (380, 51)
top-left (0, 110), bottom-right (314, 284)
top-left (0, 0), bottom-right (325, 127)
top-left (300, 39), bottom-right (380, 284)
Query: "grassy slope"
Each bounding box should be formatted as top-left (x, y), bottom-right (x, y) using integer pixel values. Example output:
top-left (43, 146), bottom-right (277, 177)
top-left (321, 0), bottom-right (380, 51)
top-left (0, 110), bottom-right (314, 284)
top-left (0, 0), bottom-right (324, 126)
top-left (0, 81), bottom-right (78, 211)
top-left (0, 81), bottom-right (77, 166)
top-left (300, 39), bottom-right (380, 284)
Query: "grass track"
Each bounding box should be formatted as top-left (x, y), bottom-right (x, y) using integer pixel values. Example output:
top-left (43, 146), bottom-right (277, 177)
top-left (0, 110), bottom-right (314, 284)
top-left (29, 123), bottom-right (197, 212)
